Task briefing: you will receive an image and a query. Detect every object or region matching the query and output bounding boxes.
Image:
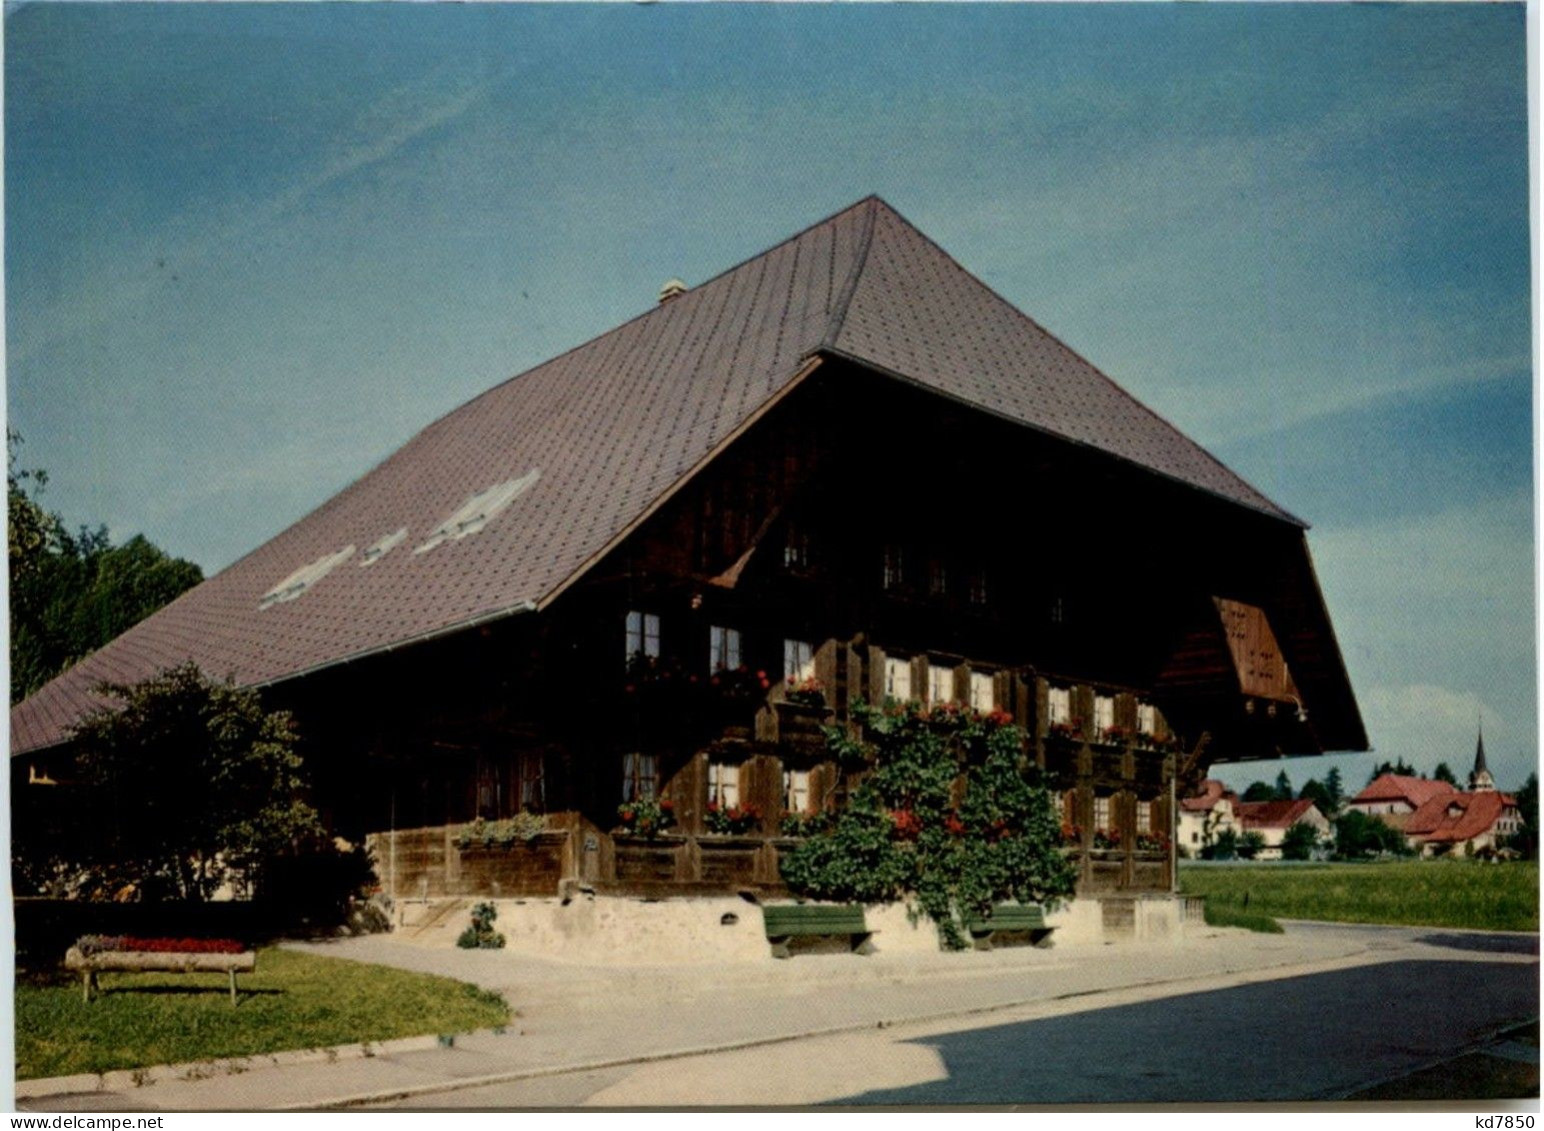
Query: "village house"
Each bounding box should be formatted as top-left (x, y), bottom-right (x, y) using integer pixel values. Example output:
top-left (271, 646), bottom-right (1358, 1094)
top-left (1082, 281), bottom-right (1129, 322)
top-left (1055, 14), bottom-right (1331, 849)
top-left (10, 197), bottom-right (1367, 927)
top-left (1232, 798), bottom-right (1331, 860)
top-left (1350, 732), bottom-right (1521, 857)
top-left (1176, 779), bottom-right (1244, 857)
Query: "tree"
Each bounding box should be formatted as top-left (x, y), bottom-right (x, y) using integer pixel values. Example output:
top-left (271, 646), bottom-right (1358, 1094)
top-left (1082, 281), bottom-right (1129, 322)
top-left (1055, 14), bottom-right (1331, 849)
top-left (1299, 778), bottom-right (1333, 816)
top-left (1236, 830), bottom-right (1268, 860)
top-left (1334, 810), bottom-right (1412, 859)
top-left (59, 663), bottom-right (325, 901)
top-left (1273, 771), bottom-right (1294, 801)
top-left (1432, 762), bottom-right (1458, 786)
top-left (1324, 766), bottom-right (1344, 812)
top-left (1502, 772), bottom-right (1539, 859)
top-left (1367, 757), bottom-right (1416, 785)
top-left (1242, 781), bottom-right (1275, 802)
top-left (8, 432), bottom-right (202, 702)
top-left (1281, 821), bottom-right (1321, 861)
top-left (1207, 827), bottom-right (1239, 861)
top-left (781, 702), bottom-right (1076, 949)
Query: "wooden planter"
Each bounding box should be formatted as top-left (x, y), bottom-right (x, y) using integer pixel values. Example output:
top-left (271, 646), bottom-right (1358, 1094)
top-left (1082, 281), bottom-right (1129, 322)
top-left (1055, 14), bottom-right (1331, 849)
top-left (612, 835), bottom-right (687, 884)
top-left (697, 836), bottom-right (764, 887)
top-left (775, 701), bottom-right (832, 751)
top-left (454, 830), bottom-right (569, 897)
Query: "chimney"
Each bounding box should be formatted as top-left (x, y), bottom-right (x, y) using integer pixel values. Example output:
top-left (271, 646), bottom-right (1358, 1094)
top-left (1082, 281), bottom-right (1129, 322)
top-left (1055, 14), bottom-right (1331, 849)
top-left (658, 278), bottom-right (688, 304)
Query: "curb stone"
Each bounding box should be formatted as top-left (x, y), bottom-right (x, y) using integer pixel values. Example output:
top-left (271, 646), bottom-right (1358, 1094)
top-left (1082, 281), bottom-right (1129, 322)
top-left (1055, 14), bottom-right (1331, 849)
top-left (15, 1031), bottom-right (469, 1099)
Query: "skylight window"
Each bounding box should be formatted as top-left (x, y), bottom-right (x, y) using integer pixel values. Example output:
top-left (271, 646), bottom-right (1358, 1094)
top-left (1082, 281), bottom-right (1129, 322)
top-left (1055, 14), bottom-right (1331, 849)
top-left (414, 470), bottom-right (540, 554)
top-left (259, 545), bottom-right (355, 609)
top-left (360, 528), bottom-right (408, 566)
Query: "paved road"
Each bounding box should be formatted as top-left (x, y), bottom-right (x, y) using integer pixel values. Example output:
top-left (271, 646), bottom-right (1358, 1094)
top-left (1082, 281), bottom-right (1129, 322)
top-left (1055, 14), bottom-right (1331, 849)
top-left (357, 925), bottom-right (1537, 1107)
top-left (19, 921), bottom-right (1537, 1109)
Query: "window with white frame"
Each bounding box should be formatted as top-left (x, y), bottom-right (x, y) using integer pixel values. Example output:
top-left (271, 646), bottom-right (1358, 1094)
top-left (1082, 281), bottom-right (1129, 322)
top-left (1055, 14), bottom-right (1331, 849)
top-left (928, 559), bottom-right (948, 597)
top-left (1094, 796), bottom-right (1111, 830)
top-left (884, 656), bottom-right (913, 701)
top-left (518, 750), bottom-right (545, 812)
top-left (928, 663), bottom-right (954, 705)
top-left (1094, 695), bottom-right (1116, 735)
top-left (1137, 702), bottom-right (1157, 736)
top-left (784, 639), bottom-right (816, 683)
top-left (626, 611), bottom-right (660, 660)
top-left (783, 527), bottom-right (811, 571)
top-left (882, 545), bottom-right (905, 590)
top-left (784, 768), bottom-right (811, 815)
top-left (621, 752), bottom-right (659, 802)
top-left (707, 761), bottom-right (739, 808)
top-left (968, 569), bottom-right (989, 606)
top-left (1047, 686), bottom-right (1072, 726)
top-left (1137, 801), bottom-right (1151, 833)
top-left (969, 671), bottom-right (995, 712)
top-left (709, 625), bottom-right (741, 672)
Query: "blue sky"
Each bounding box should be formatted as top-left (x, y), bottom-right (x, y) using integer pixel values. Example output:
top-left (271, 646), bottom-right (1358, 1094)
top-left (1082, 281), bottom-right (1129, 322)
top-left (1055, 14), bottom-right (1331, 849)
top-left (5, 3), bottom-right (1533, 795)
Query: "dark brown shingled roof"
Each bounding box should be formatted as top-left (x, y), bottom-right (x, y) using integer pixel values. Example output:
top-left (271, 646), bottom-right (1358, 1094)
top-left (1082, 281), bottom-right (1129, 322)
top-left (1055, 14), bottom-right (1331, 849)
top-left (11, 196), bottom-right (1295, 756)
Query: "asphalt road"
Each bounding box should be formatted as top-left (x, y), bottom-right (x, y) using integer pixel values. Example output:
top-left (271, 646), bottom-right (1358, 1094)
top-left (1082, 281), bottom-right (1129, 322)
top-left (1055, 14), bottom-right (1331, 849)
top-left (374, 927), bottom-right (1538, 1107)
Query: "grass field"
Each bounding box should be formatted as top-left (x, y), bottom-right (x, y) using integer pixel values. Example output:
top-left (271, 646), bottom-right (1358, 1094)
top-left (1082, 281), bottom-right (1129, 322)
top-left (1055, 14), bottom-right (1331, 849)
top-left (15, 947), bottom-right (511, 1080)
top-left (1179, 859), bottom-right (1539, 933)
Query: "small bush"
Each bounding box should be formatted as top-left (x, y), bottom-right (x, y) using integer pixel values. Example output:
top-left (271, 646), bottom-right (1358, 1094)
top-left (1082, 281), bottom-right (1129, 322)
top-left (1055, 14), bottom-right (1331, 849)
top-left (455, 902), bottom-right (505, 949)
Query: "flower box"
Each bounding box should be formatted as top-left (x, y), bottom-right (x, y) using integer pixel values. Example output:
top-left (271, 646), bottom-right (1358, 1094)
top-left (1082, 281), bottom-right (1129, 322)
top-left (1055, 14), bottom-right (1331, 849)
top-left (775, 700), bottom-right (833, 748)
top-left (65, 940), bottom-right (256, 1005)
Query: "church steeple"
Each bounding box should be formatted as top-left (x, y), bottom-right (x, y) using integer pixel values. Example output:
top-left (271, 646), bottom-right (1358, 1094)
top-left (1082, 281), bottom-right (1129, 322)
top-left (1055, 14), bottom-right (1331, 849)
top-left (1469, 720), bottom-right (1495, 792)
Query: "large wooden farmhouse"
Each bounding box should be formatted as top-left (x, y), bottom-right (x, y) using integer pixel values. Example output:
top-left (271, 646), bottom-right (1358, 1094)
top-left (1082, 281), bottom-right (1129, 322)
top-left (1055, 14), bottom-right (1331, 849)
top-left (12, 197), bottom-right (1366, 912)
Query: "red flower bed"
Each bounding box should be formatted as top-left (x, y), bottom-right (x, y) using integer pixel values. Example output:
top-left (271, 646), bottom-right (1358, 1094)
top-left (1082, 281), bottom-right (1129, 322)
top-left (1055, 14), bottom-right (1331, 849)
top-left (76, 935), bottom-right (246, 956)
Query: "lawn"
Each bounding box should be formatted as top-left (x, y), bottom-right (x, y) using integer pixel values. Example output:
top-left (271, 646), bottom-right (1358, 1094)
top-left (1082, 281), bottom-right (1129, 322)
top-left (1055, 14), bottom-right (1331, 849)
top-left (1179, 859), bottom-right (1539, 933)
top-left (16, 946), bottom-right (511, 1080)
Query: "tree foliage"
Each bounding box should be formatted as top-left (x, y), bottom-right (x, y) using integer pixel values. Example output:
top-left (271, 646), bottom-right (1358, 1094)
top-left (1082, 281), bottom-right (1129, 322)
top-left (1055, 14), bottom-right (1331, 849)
top-left (1333, 809), bottom-right (1413, 859)
top-left (1323, 767), bottom-right (1344, 812)
top-left (1299, 778), bottom-right (1334, 816)
top-left (1273, 771), bottom-right (1294, 802)
top-left (780, 702), bottom-right (1076, 949)
top-left (1367, 757), bottom-right (1416, 785)
top-left (1236, 830), bottom-right (1268, 860)
top-left (1502, 772), bottom-right (1539, 859)
top-left (1432, 762), bottom-right (1458, 786)
top-left (8, 431), bottom-right (202, 702)
top-left (60, 663), bottom-right (325, 901)
top-left (1241, 781), bottom-right (1275, 803)
top-left (1280, 821), bottom-right (1321, 861)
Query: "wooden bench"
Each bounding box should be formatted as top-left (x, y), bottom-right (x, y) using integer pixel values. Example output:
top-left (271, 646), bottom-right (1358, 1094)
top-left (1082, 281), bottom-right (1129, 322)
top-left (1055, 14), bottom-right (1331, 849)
top-left (963, 903), bottom-right (1055, 951)
top-left (65, 946), bottom-right (257, 1005)
top-left (762, 903), bottom-right (875, 959)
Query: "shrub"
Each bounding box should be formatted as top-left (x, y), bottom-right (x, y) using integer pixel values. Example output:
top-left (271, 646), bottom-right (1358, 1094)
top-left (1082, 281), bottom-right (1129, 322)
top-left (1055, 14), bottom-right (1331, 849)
top-left (1281, 821), bottom-right (1321, 861)
top-left (1237, 831), bottom-right (1268, 860)
top-left (455, 902), bottom-right (505, 949)
top-left (780, 700), bottom-right (1075, 949)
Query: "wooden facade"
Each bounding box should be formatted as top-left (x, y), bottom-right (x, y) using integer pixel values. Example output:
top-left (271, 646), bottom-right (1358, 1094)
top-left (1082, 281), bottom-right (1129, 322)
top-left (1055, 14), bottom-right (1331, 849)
top-left (275, 363), bottom-right (1338, 902)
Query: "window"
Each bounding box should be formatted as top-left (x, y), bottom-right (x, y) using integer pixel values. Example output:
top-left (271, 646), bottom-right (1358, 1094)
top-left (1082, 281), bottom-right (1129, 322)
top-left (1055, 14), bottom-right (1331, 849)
top-left (708, 761), bottom-right (740, 807)
top-left (884, 656), bottom-right (913, 701)
top-left (1094, 796), bottom-right (1110, 830)
top-left (1049, 596), bottom-right (1066, 624)
top-left (784, 768), bottom-right (810, 815)
top-left (882, 545), bottom-right (905, 590)
top-left (626, 611), bottom-right (661, 660)
top-left (518, 750), bottom-right (545, 812)
top-left (1137, 702), bottom-right (1157, 736)
top-left (783, 527), bottom-right (810, 571)
top-left (784, 638), bottom-right (815, 683)
top-left (415, 470), bottom-right (540, 553)
top-left (260, 545), bottom-right (356, 609)
top-left (928, 663), bottom-right (954, 705)
top-left (709, 625), bottom-right (742, 672)
top-left (1137, 801), bottom-right (1151, 833)
top-left (928, 559), bottom-right (948, 598)
top-left (968, 569), bottom-right (989, 606)
top-left (1094, 695), bottom-right (1115, 735)
top-left (621, 752), bottom-right (658, 802)
top-left (1047, 687), bottom-right (1071, 726)
top-left (969, 671), bottom-right (995, 712)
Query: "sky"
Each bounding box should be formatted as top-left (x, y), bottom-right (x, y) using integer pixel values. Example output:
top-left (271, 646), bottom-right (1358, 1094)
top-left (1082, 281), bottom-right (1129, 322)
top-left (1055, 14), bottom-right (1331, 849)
top-left (4, 3), bottom-right (1534, 797)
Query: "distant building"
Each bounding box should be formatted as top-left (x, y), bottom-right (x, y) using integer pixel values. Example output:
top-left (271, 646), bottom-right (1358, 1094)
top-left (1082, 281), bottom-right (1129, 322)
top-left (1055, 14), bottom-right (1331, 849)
top-left (1233, 798), bottom-right (1330, 860)
top-left (1178, 779), bottom-right (1243, 856)
top-left (1349, 730), bottom-right (1520, 856)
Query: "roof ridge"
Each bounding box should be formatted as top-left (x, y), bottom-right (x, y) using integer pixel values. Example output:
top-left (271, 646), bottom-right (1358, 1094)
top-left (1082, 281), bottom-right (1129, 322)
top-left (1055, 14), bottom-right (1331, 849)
top-left (401, 196), bottom-right (886, 448)
top-left (838, 199), bottom-right (1301, 528)
top-left (820, 196), bottom-right (881, 350)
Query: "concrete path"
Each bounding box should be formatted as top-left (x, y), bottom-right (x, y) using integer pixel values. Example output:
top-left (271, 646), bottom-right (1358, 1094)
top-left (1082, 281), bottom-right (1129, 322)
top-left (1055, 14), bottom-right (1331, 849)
top-left (16, 922), bottom-right (1537, 1110)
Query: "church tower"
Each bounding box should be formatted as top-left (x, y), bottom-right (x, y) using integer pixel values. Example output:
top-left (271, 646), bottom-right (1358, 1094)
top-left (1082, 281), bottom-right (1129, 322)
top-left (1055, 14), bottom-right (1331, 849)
top-left (1469, 723), bottom-right (1496, 792)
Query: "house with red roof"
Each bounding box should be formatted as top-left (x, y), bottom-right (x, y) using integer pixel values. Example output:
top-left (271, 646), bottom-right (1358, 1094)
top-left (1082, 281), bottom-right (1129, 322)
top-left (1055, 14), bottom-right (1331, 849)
top-left (12, 198), bottom-right (1367, 910)
top-left (1234, 798), bottom-right (1331, 860)
top-left (1350, 730), bottom-right (1522, 856)
top-left (1177, 779), bottom-right (1244, 857)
